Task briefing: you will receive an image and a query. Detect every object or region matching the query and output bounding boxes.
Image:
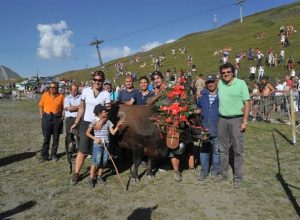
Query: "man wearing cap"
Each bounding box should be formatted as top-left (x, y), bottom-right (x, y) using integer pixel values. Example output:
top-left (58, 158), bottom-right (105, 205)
top-left (197, 75), bottom-right (220, 181)
top-left (104, 79), bottom-right (118, 101)
top-left (216, 62), bottom-right (250, 189)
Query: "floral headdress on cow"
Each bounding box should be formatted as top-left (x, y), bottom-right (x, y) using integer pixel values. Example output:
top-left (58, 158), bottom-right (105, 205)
top-left (152, 76), bottom-right (208, 148)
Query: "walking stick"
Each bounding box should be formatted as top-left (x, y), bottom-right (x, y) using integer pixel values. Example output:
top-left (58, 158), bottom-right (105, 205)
top-left (102, 140), bottom-right (127, 192)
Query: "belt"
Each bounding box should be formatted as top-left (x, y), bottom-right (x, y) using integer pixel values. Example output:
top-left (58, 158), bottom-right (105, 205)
top-left (219, 114), bottom-right (243, 119)
top-left (43, 112), bottom-right (62, 118)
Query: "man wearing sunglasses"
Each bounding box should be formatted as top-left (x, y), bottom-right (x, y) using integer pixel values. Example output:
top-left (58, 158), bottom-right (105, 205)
top-left (216, 62), bottom-right (250, 189)
top-left (39, 81), bottom-right (64, 162)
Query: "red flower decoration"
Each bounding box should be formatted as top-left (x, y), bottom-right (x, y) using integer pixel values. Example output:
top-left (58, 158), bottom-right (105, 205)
top-left (166, 117), bottom-right (172, 123)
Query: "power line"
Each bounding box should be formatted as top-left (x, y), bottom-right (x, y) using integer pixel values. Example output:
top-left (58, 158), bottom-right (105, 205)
top-left (104, 2), bottom-right (234, 42)
top-left (0, 3), bottom-right (235, 55)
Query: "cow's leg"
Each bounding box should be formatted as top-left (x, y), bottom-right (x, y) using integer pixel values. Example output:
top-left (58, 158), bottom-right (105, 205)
top-left (131, 149), bottom-right (142, 181)
top-left (146, 157), bottom-right (154, 179)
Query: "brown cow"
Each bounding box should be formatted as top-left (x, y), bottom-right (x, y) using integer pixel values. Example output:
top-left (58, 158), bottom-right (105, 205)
top-left (109, 103), bottom-right (169, 181)
top-left (109, 103), bottom-right (203, 182)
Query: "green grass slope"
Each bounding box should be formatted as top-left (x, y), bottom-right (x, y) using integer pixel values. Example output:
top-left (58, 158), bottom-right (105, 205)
top-left (57, 2), bottom-right (300, 83)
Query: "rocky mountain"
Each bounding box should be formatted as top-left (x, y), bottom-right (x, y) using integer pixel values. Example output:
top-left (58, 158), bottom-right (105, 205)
top-left (0, 65), bottom-right (21, 80)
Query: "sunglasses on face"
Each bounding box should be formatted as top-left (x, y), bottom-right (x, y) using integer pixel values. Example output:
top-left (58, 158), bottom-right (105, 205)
top-left (93, 78), bottom-right (104, 82)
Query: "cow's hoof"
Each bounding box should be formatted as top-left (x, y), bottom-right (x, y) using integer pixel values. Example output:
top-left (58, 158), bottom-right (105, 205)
top-left (147, 174), bottom-right (154, 180)
top-left (130, 177), bottom-right (140, 183)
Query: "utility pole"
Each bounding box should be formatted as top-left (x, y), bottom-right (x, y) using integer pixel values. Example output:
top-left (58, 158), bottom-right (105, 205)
top-left (212, 14), bottom-right (218, 28)
top-left (90, 38), bottom-right (104, 69)
top-left (236, 0), bottom-right (245, 23)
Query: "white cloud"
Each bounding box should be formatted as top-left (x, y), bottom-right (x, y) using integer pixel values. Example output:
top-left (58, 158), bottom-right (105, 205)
top-left (166, 39), bottom-right (175, 44)
top-left (101, 46), bottom-right (134, 60)
top-left (140, 41), bottom-right (161, 52)
top-left (98, 38), bottom-right (177, 62)
top-left (37, 20), bottom-right (73, 59)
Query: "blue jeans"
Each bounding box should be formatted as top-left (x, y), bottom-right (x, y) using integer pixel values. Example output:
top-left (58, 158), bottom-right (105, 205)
top-left (199, 137), bottom-right (220, 177)
top-left (92, 142), bottom-right (109, 168)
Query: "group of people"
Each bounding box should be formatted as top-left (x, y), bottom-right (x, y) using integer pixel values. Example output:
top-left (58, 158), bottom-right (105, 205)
top-left (38, 62), bottom-right (250, 189)
top-left (249, 74), bottom-right (300, 122)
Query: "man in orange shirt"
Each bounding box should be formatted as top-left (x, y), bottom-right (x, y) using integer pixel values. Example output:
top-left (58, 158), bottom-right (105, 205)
top-left (39, 82), bottom-right (64, 162)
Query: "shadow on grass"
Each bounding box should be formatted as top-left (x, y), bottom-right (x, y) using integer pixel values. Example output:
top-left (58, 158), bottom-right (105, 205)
top-left (272, 130), bottom-right (300, 216)
top-left (274, 128), bottom-right (294, 145)
top-left (127, 205), bottom-right (158, 220)
top-left (0, 152), bottom-right (36, 167)
top-left (0, 200), bottom-right (36, 219)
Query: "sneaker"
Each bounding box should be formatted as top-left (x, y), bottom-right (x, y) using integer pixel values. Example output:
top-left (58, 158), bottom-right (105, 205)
top-left (233, 181), bottom-right (241, 189)
top-left (214, 175), bottom-right (227, 183)
top-left (38, 157), bottom-right (48, 163)
top-left (97, 176), bottom-right (106, 184)
top-left (158, 168), bottom-right (167, 173)
top-left (88, 177), bottom-right (95, 188)
top-left (141, 161), bottom-right (147, 168)
top-left (197, 175), bottom-right (207, 182)
top-left (210, 173), bottom-right (218, 181)
top-left (173, 171), bottom-right (182, 182)
top-left (188, 168), bottom-right (197, 177)
top-left (51, 155), bottom-right (58, 162)
top-left (87, 154), bottom-right (92, 159)
top-left (71, 173), bottom-right (79, 185)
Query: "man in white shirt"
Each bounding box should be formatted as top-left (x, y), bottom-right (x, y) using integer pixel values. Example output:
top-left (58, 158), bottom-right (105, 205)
top-left (280, 48), bottom-right (285, 64)
top-left (258, 66), bottom-right (264, 81)
top-left (64, 83), bottom-right (81, 133)
top-left (249, 66), bottom-right (256, 81)
top-left (274, 80), bottom-right (285, 113)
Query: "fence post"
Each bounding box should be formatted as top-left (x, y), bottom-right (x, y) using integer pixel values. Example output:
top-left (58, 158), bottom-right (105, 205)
top-left (289, 90), bottom-right (296, 145)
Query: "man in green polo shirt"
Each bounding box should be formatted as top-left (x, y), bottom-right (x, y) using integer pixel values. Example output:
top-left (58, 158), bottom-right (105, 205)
top-left (216, 62), bottom-right (250, 189)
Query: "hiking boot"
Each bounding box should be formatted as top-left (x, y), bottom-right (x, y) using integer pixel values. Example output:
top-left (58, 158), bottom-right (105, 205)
top-left (173, 171), bottom-right (182, 182)
top-left (88, 177), bottom-right (95, 188)
top-left (233, 181), bottom-right (242, 189)
top-left (71, 173), bottom-right (79, 185)
top-left (197, 175), bottom-right (207, 182)
top-left (214, 175), bottom-right (227, 183)
top-left (97, 176), bottom-right (106, 184)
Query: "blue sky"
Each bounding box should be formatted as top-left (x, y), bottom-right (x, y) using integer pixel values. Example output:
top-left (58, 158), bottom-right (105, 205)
top-left (0, 0), bottom-right (296, 77)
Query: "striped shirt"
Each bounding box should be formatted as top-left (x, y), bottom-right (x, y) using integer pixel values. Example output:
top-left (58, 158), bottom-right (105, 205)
top-left (89, 117), bottom-right (114, 143)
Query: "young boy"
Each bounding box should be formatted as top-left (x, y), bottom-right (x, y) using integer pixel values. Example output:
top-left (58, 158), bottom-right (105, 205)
top-left (86, 104), bottom-right (124, 187)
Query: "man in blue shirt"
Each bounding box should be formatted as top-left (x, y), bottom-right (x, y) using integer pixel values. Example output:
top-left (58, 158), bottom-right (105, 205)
top-left (197, 75), bottom-right (219, 181)
top-left (117, 75), bottom-right (138, 105)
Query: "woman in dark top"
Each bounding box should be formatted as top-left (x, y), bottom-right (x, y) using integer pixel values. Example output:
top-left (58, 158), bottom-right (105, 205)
top-left (136, 76), bottom-right (154, 105)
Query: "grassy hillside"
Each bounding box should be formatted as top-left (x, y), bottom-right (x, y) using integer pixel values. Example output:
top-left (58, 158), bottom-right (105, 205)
top-left (57, 2), bottom-right (300, 84)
